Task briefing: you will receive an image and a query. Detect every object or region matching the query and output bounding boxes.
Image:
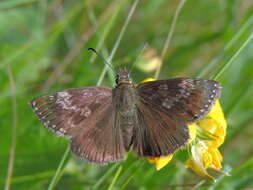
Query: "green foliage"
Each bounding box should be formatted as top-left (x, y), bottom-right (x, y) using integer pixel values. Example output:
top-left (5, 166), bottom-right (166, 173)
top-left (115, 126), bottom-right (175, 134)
top-left (1, 0), bottom-right (253, 189)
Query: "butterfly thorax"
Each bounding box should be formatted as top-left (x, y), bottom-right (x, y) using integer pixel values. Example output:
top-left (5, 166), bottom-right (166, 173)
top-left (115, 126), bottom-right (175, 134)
top-left (114, 68), bottom-right (138, 116)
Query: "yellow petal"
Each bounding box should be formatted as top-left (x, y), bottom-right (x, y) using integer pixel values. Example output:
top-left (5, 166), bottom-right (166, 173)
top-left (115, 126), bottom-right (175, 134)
top-left (185, 142), bottom-right (215, 180)
top-left (141, 78), bottom-right (155, 83)
top-left (148, 155), bottom-right (173, 170)
top-left (185, 158), bottom-right (214, 180)
top-left (185, 141), bottom-right (224, 180)
top-left (188, 123), bottom-right (197, 143)
top-left (198, 118), bottom-right (225, 147)
top-left (209, 148), bottom-right (223, 169)
top-left (201, 100), bottom-right (227, 133)
top-left (197, 100), bottom-right (227, 148)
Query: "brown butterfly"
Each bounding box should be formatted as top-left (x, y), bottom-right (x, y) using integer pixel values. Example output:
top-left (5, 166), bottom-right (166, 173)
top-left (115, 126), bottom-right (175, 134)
top-left (30, 68), bottom-right (221, 163)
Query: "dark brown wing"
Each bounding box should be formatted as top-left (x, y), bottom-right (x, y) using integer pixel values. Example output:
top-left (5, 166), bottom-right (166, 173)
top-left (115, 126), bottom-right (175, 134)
top-left (71, 101), bottom-right (126, 163)
top-left (133, 102), bottom-right (189, 157)
top-left (137, 78), bottom-right (221, 122)
top-left (133, 78), bottom-right (221, 157)
top-left (30, 86), bottom-right (126, 163)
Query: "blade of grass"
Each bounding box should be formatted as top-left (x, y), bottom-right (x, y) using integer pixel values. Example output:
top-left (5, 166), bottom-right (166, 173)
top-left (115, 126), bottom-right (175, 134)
top-left (87, 0), bottom-right (123, 85)
top-left (2, 171), bottom-right (55, 184)
top-left (119, 161), bottom-right (144, 190)
top-left (212, 31), bottom-right (253, 80)
top-left (197, 13), bottom-right (253, 78)
top-left (107, 165), bottom-right (123, 190)
top-left (92, 163), bottom-right (120, 190)
top-left (86, 1), bottom-right (122, 63)
top-left (0, 0), bottom-right (38, 10)
top-left (4, 65), bottom-right (18, 190)
top-left (47, 146), bottom-right (70, 190)
top-left (154, 0), bottom-right (187, 79)
top-left (97, 0), bottom-right (140, 86)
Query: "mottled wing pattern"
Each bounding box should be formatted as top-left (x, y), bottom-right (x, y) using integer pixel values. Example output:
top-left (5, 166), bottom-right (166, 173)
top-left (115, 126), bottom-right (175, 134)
top-left (137, 78), bottom-right (221, 122)
top-left (71, 102), bottom-right (126, 163)
top-left (30, 87), bottom-right (112, 138)
top-left (30, 86), bottom-right (126, 163)
top-left (133, 78), bottom-right (221, 157)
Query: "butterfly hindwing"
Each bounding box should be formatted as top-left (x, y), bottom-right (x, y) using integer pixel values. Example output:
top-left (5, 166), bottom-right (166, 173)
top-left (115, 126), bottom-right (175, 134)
top-left (133, 102), bottom-right (189, 157)
top-left (71, 101), bottom-right (126, 163)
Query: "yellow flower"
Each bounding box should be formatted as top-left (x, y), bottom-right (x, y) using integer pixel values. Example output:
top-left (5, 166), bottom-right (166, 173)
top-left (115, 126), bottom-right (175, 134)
top-left (142, 78), bottom-right (227, 179)
top-left (185, 100), bottom-right (227, 179)
top-left (148, 155), bottom-right (173, 170)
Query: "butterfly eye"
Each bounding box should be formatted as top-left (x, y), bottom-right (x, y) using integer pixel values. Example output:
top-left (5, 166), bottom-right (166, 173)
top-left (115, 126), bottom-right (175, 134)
top-left (115, 74), bottom-right (119, 84)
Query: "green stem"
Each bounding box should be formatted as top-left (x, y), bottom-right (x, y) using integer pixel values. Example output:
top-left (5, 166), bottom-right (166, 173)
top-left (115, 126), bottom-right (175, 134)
top-left (154, 0), bottom-right (187, 79)
top-left (212, 31), bottom-right (253, 80)
top-left (47, 146), bottom-right (70, 190)
top-left (97, 0), bottom-right (140, 86)
top-left (107, 166), bottom-right (123, 190)
top-left (4, 65), bottom-right (17, 190)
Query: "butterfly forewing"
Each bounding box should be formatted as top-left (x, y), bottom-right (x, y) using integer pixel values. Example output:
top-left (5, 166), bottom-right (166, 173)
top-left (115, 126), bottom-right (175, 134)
top-left (137, 78), bottom-right (221, 123)
top-left (30, 87), bottom-right (112, 137)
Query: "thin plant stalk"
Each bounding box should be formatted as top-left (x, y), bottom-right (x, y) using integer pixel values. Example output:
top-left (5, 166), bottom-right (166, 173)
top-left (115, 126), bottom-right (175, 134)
top-left (92, 163), bottom-right (120, 190)
top-left (212, 31), bottom-right (253, 80)
top-left (107, 166), bottom-right (123, 190)
top-left (197, 13), bottom-right (253, 78)
top-left (47, 146), bottom-right (70, 190)
top-left (4, 65), bottom-right (17, 190)
top-left (154, 0), bottom-right (187, 79)
top-left (97, 0), bottom-right (140, 86)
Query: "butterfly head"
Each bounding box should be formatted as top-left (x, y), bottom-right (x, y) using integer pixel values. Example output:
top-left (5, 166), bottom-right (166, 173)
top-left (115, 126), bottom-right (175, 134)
top-left (116, 68), bottom-right (132, 85)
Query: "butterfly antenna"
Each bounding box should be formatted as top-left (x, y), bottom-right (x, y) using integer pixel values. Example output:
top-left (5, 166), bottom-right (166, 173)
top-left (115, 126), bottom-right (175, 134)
top-left (129, 42), bottom-right (149, 73)
top-left (88, 48), bottom-right (115, 73)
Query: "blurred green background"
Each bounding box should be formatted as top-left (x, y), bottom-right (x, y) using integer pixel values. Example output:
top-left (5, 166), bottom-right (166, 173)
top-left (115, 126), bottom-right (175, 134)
top-left (1, 0), bottom-right (253, 189)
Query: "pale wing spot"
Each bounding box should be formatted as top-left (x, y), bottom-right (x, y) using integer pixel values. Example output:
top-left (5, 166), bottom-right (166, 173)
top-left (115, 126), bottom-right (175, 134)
top-left (162, 98), bottom-right (174, 109)
top-left (59, 128), bottom-right (66, 133)
top-left (32, 101), bottom-right (36, 107)
top-left (43, 121), bottom-right (50, 127)
top-left (186, 92), bottom-right (191, 96)
top-left (84, 107), bottom-right (92, 117)
top-left (57, 91), bottom-right (71, 98)
top-left (56, 91), bottom-right (79, 111)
